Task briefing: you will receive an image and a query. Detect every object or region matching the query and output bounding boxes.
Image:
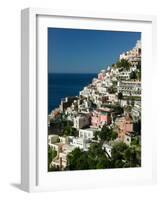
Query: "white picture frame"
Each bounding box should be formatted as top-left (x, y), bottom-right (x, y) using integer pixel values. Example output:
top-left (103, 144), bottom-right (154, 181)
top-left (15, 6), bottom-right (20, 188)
top-left (21, 8), bottom-right (157, 192)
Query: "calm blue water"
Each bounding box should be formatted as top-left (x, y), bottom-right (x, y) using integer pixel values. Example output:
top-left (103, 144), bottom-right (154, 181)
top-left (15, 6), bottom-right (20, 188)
top-left (48, 73), bottom-right (97, 114)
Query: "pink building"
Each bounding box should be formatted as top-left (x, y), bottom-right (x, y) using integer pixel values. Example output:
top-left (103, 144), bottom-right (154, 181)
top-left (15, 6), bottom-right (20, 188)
top-left (91, 109), bottom-right (111, 128)
top-left (98, 73), bottom-right (105, 81)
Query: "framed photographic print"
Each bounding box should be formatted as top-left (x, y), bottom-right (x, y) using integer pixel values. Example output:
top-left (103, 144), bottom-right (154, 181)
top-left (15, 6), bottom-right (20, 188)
top-left (21, 8), bottom-right (157, 192)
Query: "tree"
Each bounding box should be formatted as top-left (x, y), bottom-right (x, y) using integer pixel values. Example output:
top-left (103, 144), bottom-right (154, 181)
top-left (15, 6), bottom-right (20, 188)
top-left (66, 143), bottom-right (112, 170)
top-left (111, 141), bottom-right (141, 168)
top-left (113, 105), bottom-right (124, 115)
top-left (118, 92), bottom-right (123, 101)
top-left (88, 143), bottom-right (111, 169)
top-left (111, 142), bottom-right (128, 160)
top-left (75, 152), bottom-right (89, 170)
top-left (133, 120), bottom-right (141, 135)
top-left (96, 155), bottom-right (111, 169)
top-left (88, 143), bottom-right (103, 157)
top-left (137, 61), bottom-right (141, 70)
top-left (93, 131), bottom-right (100, 140)
top-left (67, 148), bottom-right (84, 170)
top-left (118, 92), bottom-right (123, 104)
top-left (124, 105), bottom-right (132, 113)
top-left (111, 63), bottom-right (116, 68)
top-left (111, 130), bottom-right (117, 140)
top-left (131, 136), bottom-right (140, 146)
top-left (124, 145), bottom-right (141, 167)
top-left (137, 69), bottom-right (141, 80)
top-left (130, 71), bottom-right (137, 80)
top-left (48, 145), bottom-right (57, 168)
top-left (111, 142), bottom-right (128, 168)
top-left (116, 59), bottom-right (131, 71)
top-left (99, 127), bottom-right (109, 141)
top-left (107, 86), bottom-right (117, 94)
top-left (96, 126), bottom-right (117, 142)
top-left (63, 126), bottom-right (78, 136)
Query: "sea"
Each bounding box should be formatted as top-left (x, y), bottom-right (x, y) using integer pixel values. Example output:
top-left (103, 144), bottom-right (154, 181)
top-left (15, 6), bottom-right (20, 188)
top-left (48, 73), bottom-right (97, 114)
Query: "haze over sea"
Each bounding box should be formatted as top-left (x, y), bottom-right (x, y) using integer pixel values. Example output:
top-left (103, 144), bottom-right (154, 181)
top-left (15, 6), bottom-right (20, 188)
top-left (48, 73), bottom-right (97, 114)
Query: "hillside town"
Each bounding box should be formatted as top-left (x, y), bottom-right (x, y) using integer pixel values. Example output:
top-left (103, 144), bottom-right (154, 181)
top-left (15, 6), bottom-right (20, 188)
top-left (48, 40), bottom-right (141, 171)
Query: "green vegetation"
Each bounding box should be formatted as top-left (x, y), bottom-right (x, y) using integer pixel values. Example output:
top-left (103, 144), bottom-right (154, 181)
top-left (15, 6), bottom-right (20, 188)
top-left (123, 96), bottom-right (141, 101)
top-left (49, 119), bottom-right (78, 137)
top-left (107, 86), bottom-right (117, 94)
top-left (130, 70), bottom-right (141, 81)
top-left (118, 92), bottom-right (123, 101)
top-left (94, 126), bottom-right (117, 142)
top-left (48, 165), bottom-right (60, 172)
top-left (111, 141), bottom-right (141, 168)
top-left (102, 103), bottom-right (124, 115)
top-left (118, 92), bottom-right (123, 104)
top-left (66, 143), bottom-right (111, 170)
top-left (50, 119), bottom-right (73, 128)
top-left (48, 42), bottom-right (142, 172)
top-left (131, 136), bottom-right (140, 146)
top-left (116, 59), bottom-right (131, 71)
top-left (63, 126), bottom-right (78, 136)
top-left (112, 80), bottom-right (117, 86)
top-left (137, 61), bottom-right (141, 70)
top-left (130, 71), bottom-right (137, 80)
top-left (66, 148), bottom-right (89, 170)
top-left (133, 120), bottom-right (141, 135)
top-left (66, 141), bottom-right (141, 170)
top-left (113, 105), bottom-right (124, 115)
top-left (124, 105), bottom-right (132, 112)
top-left (137, 69), bottom-right (141, 80)
top-left (111, 63), bottom-right (116, 68)
top-left (48, 145), bottom-right (57, 169)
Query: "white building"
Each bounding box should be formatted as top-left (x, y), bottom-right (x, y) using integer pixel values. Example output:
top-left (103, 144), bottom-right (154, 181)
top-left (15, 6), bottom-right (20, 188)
top-left (97, 86), bottom-right (108, 94)
top-left (71, 137), bottom-right (89, 151)
top-left (117, 71), bottom-right (131, 80)
top-left (79, 128), bottom-right (97, 140)
top-left (108, 93), bottom-right (118, 103)
top-left (117, 81), bottom-right (141, 96)
top-left (119, 40), bottom-right (141, 62)
top-left (73, 115), bottom-right (90, 130)
top-left (48, 134), bottom-right (59, 144)
top-left (59, 136), bottom-right (67, 144)
top-left (131, 101), bottom-right (141, 120)
top-left (79, 86), bottom-right (91, 97)
top-left (120, 99), bottom-right (129, 107)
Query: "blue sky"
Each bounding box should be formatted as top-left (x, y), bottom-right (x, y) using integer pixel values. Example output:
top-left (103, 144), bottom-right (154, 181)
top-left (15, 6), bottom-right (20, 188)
top-left (48, 28), bottom-right (141, 73)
